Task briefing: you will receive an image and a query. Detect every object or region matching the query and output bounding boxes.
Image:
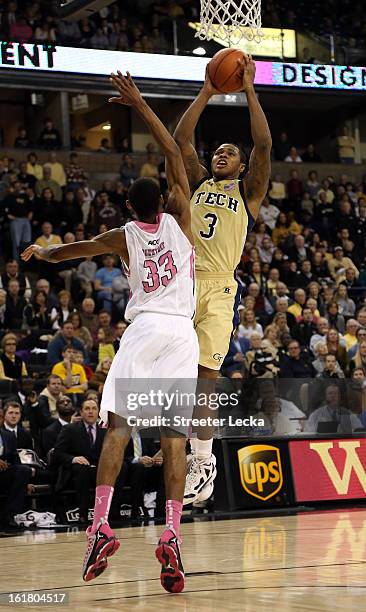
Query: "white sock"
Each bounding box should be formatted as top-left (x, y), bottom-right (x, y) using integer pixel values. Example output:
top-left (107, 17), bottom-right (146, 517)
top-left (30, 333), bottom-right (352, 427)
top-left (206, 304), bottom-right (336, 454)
top-left (195, 439), bottom-right (213, 460)
top-left (189, 438), bottom-right (198, 454)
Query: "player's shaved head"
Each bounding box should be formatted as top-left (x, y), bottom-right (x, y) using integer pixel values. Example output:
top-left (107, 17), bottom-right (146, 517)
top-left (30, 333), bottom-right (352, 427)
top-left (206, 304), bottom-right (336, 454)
top-left (127, 178), bottom-right (162, 220)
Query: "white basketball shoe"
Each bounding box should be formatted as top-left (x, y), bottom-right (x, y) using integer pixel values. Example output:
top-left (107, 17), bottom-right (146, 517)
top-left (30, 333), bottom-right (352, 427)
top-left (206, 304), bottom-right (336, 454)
top-left (183, 454), bottom-right (217, 506)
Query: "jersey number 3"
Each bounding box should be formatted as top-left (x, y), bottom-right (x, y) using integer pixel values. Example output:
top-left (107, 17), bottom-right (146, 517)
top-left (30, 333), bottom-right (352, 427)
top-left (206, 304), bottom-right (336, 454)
top-left (143, 251), bottom-right (177, 293)
top-left (200, 213), bottom-right (218, 240)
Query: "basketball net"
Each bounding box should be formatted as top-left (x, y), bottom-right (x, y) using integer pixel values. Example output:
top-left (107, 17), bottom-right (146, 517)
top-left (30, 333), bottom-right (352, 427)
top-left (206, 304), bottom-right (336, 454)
top-left (196, 0), bottom-right (263, 46)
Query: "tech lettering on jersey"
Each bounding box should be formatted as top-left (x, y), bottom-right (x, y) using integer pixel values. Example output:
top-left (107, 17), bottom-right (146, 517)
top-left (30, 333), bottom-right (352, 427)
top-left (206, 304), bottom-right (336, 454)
top-left (193, 190), bottom-right (239, 213)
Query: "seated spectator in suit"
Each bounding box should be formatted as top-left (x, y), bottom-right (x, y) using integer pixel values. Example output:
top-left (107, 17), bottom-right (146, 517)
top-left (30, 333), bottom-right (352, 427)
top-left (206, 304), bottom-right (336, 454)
top-left (0, 407), bottom-right (4, 428)
top-left (2, 400), bottom-right (33, 448)
top-left (52, 347), bottom-right (88, 408)
top-left (47, 320), bottom-right (88, 366)
top-left (221, 331), bottom-right (250, 378)
top-left (53, 398), bottom-right (126, 523)
top-left (42, 395), bottom-right (77, 457)
top-left (124, 429), bottom-right (165, 518)
top-left (0, 428), bottom-right (32, 527)
top-left (0, 333), bottom-right (28, 381)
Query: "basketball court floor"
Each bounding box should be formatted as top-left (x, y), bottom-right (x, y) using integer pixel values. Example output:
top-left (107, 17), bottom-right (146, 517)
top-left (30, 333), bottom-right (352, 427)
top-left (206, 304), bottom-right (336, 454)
top-left (1, 508), bottom-right (366, 610)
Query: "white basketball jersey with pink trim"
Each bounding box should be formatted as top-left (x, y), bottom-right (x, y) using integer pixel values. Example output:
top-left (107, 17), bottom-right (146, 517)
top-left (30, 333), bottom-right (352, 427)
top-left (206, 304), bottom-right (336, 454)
top-left (123, 213), bottom-right (195, 323)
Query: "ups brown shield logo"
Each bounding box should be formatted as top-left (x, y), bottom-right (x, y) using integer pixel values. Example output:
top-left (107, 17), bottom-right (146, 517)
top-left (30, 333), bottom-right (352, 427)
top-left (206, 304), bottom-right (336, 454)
top-left (238, 445), bottom-right (283, 501)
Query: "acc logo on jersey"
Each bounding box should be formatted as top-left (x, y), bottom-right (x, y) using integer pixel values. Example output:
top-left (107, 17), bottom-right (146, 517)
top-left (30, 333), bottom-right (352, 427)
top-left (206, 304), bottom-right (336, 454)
top-left (148, 239), bottom-right (159, 246)
top-left (238, 445), bottom-right (283, 501)
top-left (223, 182), bottom-right (236, 192)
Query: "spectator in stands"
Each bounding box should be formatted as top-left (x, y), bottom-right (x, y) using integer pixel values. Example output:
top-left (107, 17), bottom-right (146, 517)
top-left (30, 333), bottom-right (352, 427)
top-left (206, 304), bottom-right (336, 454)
top-left (327, 246), bottom-right (358, 280)
top-left (348, 327), bottom-right (366, 360)
top-left (98, 138), bottom-right (112, 153)
top-left (38, 118), bottom-right (61, 150)
top-left (80, 298), bottom-right (99, 339)
top-left (14, 126), bottom-right (31, 149)
top-left (95, 254), bottom-right (121, 314)
top-left (0, 289), bottom-right (6, 329)
top-left (293, 307), bottom-right (316, 346)
top-left (312, 342), bottom-right (329, 375)
top-left (17, 161), bottom-right (36, 191)
top-left (310, 317), bottom-right (330, 353)
top-left (65, 153), bottom-right (87, 190)
top-left (36, 375), bottom-right (63, 422)
top-left (43, 152), bottom-right (67, 188)
top-left (23, 289), bottom-right (56, 330)
top-left (90, 27), bottom-right (110, 49)
top-left (69, 312), bottom-right (93, 353)
top-left (35, 166), bottom-right (62, 202)
top-left (124, 430), bottom-right (164, 518)
top-left (317, 354), bottom-right (345, 379)
top-left (112, 272), bottom-right (130, 318)
top-left (53, 398), bottom-right (127, 523)
top-left (9, 15), bottom-right (33, 42)
top-left (52, 346), bottom-right (88, 407)
top-left (349, 340), bottom-right (366, 376)
top-left (35, 21), bottom-right (57, 43)
top-left (325, 301), bottom-right (345, 334)
top-left (337, 126), bottom-right (355, 164)
top-left (120, 153), bottom-right (139, 187)
top-left (2, 401), bottom-right (33, 448)
top-left (0, 259), bottom-right (31, 299)
top-left (287, 288), bottom-right (306, 321)
top-left (274, 132), bottom-right (290, 161)
top-left (47, 319), bottom-right (88, 366)
top-left (54, 290), bottom-right (76, 329)
top-left (304, 384), bottom-right (361, 433)
top-left (89, 357), bottom-right (112, 393)
top-left (284, 146), bottom-right (302, 163)
top-left (42, 395), bottom-right (76, 457)
top-left (5, 180), bottom-right (32, 261)
top-left (0, 427), bottom-right (32, 528)
top-left (317, 179), bottom-right (335, 204)
top-left (140, 152), bottom-right (159, 185)
top-left (268, 174), bottom-right (286, 206)
top-left (76, 257), bottom-right (97, 299)
top-left (271, 212), bottom-right (290, 246)
top-left (260, 195), bottom-right (280, 230)
top-left (3, 279), bottom-right (27, 329)
top-left (97, 327), bottom-right (115, 363)
top-left (36, 278), bottom-right (58, 309)
top-left (35, 222), bottom-right (62, 251)
top-left (113, 320), bottom-right (127, 352)
top-left (343, 319), bottom-right (360, 351)
top-left (255, 395), bottom-right (299, 435)
top-left (280, 340), bottom-right (313, 378)
top-left (335, 283), bottom-right (356, 316)
top-left (91, 191), bottom-right (121, 230)
top-left (302, 144), bottom-right (322, 163)
top-left (287, 170), bottom-right (303, 204)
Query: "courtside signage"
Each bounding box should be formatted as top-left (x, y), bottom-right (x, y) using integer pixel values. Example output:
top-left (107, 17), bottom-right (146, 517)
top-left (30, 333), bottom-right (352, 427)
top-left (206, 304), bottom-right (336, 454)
top-left (289, 439), bottom-right (366, 502)
top-left (238, 444), bottom-right (283, 501)
top-left (0, 42), bottom-right (366, 91)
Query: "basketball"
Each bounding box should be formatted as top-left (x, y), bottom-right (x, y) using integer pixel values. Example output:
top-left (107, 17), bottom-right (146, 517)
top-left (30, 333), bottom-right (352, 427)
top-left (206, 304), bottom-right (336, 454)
top-left (207, 48), bottom-right (244, 93)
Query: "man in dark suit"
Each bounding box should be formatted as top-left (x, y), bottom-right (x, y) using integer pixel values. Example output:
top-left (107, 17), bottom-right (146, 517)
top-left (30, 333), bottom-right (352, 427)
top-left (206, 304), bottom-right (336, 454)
top-left (42, 395), bottom-right (76, 458)
top-left (124, 431), bottom-right (165, 518)
top-left (2, 401), bottom-right (33, 449)
top-left (0, 428), bottom-right (32, 526)
top-left (53, 398), bottom-right (127, 522)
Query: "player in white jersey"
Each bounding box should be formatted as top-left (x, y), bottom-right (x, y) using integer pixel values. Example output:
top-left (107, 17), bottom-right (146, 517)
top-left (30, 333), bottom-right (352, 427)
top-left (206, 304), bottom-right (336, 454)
top-left (21, 72), bottom-right (198, 594)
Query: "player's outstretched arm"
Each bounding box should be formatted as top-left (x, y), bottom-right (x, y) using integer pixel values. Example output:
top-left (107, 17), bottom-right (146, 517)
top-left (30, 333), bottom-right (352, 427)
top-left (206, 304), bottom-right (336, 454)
top-left (109, 72), bottom-right (193, 240)
top-left (240, 55), bottom-right (272, 220)
top-left (173, 69), bottom-right (219, 189)
top-left (21, 228), bottom-right (128, 264)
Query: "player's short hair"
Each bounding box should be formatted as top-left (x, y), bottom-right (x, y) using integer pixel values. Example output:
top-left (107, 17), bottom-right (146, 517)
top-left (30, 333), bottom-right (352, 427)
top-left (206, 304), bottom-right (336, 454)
top-left (128, 178), bottom-right (161, 218)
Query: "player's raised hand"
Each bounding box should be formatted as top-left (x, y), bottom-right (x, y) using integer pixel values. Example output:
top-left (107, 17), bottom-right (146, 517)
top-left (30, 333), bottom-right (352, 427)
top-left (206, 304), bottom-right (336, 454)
top-left (202, 65), bottom-right (221, 97)
top-left (237, 54), bottom-right (256, 91)
top-left (21, 244), bottom-right (47, 262)
top-left (109, 71), bottom-right (144, 107)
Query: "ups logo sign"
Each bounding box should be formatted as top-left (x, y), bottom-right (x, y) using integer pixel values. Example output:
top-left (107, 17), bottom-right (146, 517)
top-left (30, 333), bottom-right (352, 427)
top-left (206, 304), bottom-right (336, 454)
top-left (238, 444), bottom-right (283, 501)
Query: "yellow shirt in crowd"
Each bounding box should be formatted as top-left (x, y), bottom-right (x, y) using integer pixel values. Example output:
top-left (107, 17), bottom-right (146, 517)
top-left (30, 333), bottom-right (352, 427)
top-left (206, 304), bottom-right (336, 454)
top-left (52, 362), bottom-right (87, 394)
